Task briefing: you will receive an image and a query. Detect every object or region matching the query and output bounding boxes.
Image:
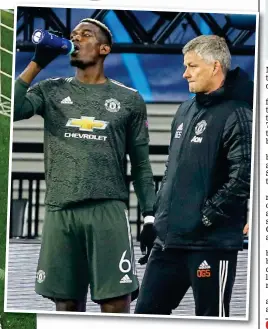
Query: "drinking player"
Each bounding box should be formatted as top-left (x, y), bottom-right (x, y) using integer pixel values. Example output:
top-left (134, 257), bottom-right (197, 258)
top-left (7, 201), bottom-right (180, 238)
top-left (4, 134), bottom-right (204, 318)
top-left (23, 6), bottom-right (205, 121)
top-left (14, 18), bottom-right (155, 313)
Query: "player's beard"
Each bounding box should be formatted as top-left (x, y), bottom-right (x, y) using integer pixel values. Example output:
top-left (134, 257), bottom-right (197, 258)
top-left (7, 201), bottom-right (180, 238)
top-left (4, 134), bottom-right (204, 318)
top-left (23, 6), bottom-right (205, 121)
top-left (70, 59), bottom-right (96, 69)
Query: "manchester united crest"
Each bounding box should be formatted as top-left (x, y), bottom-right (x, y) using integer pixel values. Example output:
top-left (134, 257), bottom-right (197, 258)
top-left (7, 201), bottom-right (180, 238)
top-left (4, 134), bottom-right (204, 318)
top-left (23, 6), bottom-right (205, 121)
top-left (36, 270), bottom-right (46, 283)
top-left (195, 120), bottom-right (207, 135)
top-left (105, 98), bottom-right (121, 112)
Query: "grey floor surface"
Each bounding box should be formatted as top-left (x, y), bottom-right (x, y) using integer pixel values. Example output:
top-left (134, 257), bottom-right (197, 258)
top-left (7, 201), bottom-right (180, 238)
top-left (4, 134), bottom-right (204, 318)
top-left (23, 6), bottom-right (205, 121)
top-left (6, 241), bottom-right (249, 318)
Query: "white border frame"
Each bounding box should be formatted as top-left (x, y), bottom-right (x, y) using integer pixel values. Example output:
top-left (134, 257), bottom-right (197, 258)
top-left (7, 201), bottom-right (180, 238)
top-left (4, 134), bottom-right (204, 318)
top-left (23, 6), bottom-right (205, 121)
top-left (4, 3), bottom-right (259, 324)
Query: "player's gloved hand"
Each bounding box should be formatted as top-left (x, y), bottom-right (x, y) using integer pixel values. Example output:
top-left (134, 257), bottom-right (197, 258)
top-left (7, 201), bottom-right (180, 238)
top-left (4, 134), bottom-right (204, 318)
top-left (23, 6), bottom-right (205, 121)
top-left (32, 30), bottom-right (63, 69)
top-left (138, 216), bottom-right (156, 265)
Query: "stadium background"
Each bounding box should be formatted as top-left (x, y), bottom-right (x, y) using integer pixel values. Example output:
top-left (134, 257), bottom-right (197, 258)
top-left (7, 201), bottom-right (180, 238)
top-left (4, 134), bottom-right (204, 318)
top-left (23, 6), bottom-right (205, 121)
top-left (5, 7), bottom-right (256, 316)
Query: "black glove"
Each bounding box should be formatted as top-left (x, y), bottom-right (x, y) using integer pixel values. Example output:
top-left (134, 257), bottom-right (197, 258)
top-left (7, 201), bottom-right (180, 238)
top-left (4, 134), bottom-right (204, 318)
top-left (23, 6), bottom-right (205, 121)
top-left (32, 30), bottom-right (63, 68)
top-left (138, 222), bottom-right (156, 265)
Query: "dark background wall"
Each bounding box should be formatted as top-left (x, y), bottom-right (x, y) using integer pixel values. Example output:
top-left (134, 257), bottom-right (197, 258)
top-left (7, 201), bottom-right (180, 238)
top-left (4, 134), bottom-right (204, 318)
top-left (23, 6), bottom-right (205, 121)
top-left (15, 8), bottom-right (257, 102)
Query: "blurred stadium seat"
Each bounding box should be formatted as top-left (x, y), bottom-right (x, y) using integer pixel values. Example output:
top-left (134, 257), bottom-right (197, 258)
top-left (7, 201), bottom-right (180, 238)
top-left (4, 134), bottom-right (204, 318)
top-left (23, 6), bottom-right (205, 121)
top-left (10, 199), bottom-right (28, 238)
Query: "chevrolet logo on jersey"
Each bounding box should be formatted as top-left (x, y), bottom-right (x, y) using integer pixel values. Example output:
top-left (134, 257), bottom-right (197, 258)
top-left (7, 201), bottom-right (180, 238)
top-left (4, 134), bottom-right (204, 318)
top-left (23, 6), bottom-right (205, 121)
top-left (66, 116), bottom-right (108, 132)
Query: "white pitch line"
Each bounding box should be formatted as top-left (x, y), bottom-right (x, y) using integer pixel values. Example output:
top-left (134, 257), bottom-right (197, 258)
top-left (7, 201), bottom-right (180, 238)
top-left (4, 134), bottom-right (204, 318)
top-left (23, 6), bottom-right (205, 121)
top-left (0, 268), bottom-right (4, 280)
top-left (0, 46), bottom-right (12, 55)
top-left (2, 9), bottom-right (13, 14)
top-left (0, 70), bottom-right (11, 78)
top-left (0, 22), bottom-right (13, 31)
top-left (0, 268), bottom-right (4, 328)
top-left (0, 94), bottom-right (11, 102)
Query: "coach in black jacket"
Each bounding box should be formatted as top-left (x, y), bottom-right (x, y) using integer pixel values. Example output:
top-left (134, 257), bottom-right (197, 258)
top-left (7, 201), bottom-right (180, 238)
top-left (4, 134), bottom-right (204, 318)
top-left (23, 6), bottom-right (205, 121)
top-left (135, 35), bottom-right (253, 317)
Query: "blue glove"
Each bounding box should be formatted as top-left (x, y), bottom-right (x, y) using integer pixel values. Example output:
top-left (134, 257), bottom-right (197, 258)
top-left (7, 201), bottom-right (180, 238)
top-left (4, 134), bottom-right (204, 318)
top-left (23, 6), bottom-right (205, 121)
top-left (32, 30), bottom-right (63, 68)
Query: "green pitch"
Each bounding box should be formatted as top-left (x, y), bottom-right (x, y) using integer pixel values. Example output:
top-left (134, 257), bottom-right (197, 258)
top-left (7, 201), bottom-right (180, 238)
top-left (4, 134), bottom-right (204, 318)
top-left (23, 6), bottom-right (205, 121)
top-left (0, 9), bottom-right (36, 329)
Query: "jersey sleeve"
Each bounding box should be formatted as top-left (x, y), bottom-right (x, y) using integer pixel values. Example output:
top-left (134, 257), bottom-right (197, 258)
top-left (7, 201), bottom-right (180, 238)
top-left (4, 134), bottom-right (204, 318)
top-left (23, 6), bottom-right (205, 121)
top-left (14, 78), bottom-right (45, 121)
top-left (127, 91), bottom-right (150, 146)
top-left (127, 91), bottom-right (155, 215)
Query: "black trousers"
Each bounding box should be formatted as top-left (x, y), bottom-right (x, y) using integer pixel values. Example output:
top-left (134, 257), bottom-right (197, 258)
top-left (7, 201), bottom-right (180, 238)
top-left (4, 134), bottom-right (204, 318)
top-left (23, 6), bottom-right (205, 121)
top-left (135, 245), bottom-right (238, 317)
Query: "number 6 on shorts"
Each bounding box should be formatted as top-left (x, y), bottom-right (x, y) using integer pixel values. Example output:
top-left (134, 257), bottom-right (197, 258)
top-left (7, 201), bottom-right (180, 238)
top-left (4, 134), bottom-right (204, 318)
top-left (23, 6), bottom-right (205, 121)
top-left (119, 250), bottom-right (131, 273)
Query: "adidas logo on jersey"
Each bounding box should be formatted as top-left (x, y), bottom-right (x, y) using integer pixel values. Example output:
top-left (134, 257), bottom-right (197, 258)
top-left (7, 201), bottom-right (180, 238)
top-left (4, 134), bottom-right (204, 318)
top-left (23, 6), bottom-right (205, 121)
top-left (61, 96), bottom-right (73, 104)
top-left (198, 260), bottom-right (211, 269)
top-left (175, 123), bottom-right (183, 139)
top-left (120, 274), bottom-right (132, 284)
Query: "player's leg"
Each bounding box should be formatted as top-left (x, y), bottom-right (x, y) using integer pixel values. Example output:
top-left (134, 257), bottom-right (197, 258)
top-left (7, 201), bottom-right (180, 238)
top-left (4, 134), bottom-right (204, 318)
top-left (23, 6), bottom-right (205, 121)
top-left (55, 296), bottom-right (87, 311)
top-left (83, 200), bottom-right (139, 313)
top-left (35, 207), bottom-right (89, 311)
top-left (135, 247), bottom-right (190, 315)
top-left (99, 294), bottom-right (131, 313)
top-left (189, 250), bottom-right (238, 317)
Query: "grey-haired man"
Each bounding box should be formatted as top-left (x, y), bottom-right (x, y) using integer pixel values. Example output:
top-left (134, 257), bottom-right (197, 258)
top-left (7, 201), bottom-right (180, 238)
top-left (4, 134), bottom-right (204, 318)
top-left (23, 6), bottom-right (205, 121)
top-left (136, 35), bottom-right (252, 317)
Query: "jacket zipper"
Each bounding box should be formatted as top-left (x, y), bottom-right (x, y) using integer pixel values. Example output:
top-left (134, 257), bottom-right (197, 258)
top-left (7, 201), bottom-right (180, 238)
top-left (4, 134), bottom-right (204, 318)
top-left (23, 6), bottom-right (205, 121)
top-left (162, 106), bottom-right (207, 251)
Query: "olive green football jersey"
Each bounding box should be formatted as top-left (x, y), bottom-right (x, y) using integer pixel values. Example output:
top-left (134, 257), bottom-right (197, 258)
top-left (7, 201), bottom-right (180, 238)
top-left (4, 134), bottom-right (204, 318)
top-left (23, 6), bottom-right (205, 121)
top-left (18, 77), bottom-right (150, 210)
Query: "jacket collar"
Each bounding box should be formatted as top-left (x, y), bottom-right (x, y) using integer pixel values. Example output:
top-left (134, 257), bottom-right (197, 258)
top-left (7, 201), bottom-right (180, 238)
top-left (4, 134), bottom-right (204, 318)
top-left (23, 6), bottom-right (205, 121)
top-left (195, 87), bottom-right (225, 107)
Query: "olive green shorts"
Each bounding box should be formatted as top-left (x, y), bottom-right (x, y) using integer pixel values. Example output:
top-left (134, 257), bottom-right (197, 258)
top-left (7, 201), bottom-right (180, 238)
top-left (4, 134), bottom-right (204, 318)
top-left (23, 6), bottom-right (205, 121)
top-left (35, 200), bottom-right (139, 302)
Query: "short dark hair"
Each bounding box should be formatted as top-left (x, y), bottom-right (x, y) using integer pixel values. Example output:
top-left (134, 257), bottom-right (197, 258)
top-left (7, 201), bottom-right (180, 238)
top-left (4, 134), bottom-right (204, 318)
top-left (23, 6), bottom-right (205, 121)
top-left (79, 18), bottom-right (113, 46)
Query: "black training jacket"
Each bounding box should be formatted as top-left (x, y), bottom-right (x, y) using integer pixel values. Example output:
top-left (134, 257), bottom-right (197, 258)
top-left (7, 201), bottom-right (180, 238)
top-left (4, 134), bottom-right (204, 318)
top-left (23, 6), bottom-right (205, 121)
top-left (154, 67), bottom-right (253, 250)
